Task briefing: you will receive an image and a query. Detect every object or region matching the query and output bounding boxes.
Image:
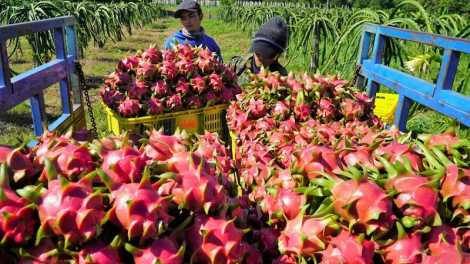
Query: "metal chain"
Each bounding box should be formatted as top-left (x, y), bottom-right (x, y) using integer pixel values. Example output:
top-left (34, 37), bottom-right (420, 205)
top-left (74, 60), bottom-right (98, 139)
top-left (351, 64), bottom-right (362, 87)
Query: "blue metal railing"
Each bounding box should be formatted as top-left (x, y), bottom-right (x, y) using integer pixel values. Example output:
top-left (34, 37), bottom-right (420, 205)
top-left (357, 23), bottom-right (470, 131)
top-left (0, 16), bottom-right (85, 137)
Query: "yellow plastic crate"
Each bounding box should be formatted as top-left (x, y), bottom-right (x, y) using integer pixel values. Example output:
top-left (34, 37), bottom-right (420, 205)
top-left (103, 103), bottom-right (230, 142)
top-left (373, 93), bottom-right (399, 124)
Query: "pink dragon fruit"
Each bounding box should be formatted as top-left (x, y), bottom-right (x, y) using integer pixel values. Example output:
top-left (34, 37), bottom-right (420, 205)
top-left (127, 77), bottom-right (149, 99)
top-left (311, 166), bottom-right (396, 236)
top-left (218, 86), bottom-right (234, 104)
top-left (74, 236), bottom-right (121, 264)
top-left (105, 70), bottom-right (132, 88)
top-left (278, 206), bottom-right (340, 258)
top-left (422, 223), bottom-right (458, 254)
top-left (316, 98), bottom-right (336, 120)
top-left (97, 167), bottom-right (173, 243)
top-left (161, 168), bottom-right (227, 214)
top-left (140, 128), bottom-right (188, 161)
top-left (247, 99), bottom-right (269, 119)
top-left (101, 87), bottom-right (126, 109)
top-left (0, 162), bottom-right (35, 246)
top-left (379, 222), bottom-right (423, 264)
top-left (208, 72), bottom-right (223, 92)
top-left (141, 46), bottom-right (163, 64)
top-left (176, 42), bottom-right (196, 59)
top-left (117, 98), bottom-right (141, 117)
top-left (261, 187), bottom-right (306, 225)
top-left (293, 144), bottom-right (344, 180)
top-left (320, 231), bottom-right (375, 264)
top-left (218, 64), bottom-right (237, 83)
top-left (136, 61), bottom-right (157, 81)
top-left (144, 97), bottom-right (165, 115)
top-left (165, 93), bottom-right (184, 111)
top-left (0, 141), bottom-right (40, 187)
top-left (380, 157), bottom-right (442, 229)
top-left (151, 79), bottom-right (169, 97)
top-left (253, 227), bottom-right (281, 258)
top-left (340, 98), bottom-right (364, 120)
top-left (117, 54), bottom-right (139, 72)
top-left (174, 77), bottom-right (190, 96)
top-left (354, 92), bottom-right (375, 113)
top-left (125, 236), bottom-right (185, 264)
top-left (374, 141), bottom-right (424, 172)
top-left (163, 49), bottom-right (176, 61)
top-left (272, 255), bottom-right (297, 264)
top-left (90, 136), bottom-right (148, 184)
top-left (185, 93), bottom-right (202, 109)
top-left (14, 237), bottom-right (62, 263)
top-left (201, 90), bottom-right (218, 107)
top-left (159, 61), bottom-right (178, 81)
top-left (190, 73), bottom-right (207, 94)
top-left (17, 159), bottom-right (106, 248)
top-left (270, 100), bottom-right (290, 120)
top-left (195, 50), bottom-right (217, 73)
top-left (185, 214), bottom-right (246, 264)
top-left (175, 58), bottom-right (195, 77)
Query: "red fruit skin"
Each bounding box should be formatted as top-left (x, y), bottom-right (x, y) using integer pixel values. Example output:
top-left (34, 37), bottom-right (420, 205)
top-left (381, 231), bottom-right (423, 264)
top-left (261, 188), bottom-right (306, 224)
top-left (76, 238), bottom-right (121, 264)
top-left (129, 236), bottom-right (184, 264)
top-left (320, 231), bottom-right (375, 264)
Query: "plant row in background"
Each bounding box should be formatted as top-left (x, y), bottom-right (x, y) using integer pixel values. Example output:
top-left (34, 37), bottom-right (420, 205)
top-left (219, 0), bottom-right (470, 81)
top-left (101, 43), bottom-right (241, 117)
top-left (0, 0), bottom-right (162, 66)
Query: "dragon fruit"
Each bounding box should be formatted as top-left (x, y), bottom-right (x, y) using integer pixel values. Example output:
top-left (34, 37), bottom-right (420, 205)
top-left (14, 237), bottom-right (63, 263)
top-left (190, 73), bottom-right (207, 94)
top-left (374, 141), bottom-right (424, 172)
top-left (127, 78), bottom-right (149, 100)
top-left (422, 223), bottom-right (458, 254)
top-left (208, 72), bottom-right (223, 92)
top-left (97, 167), bottom-right (173, 242)
top-left (106, 70), bottom-right (132, 88)
top-left (261, 187), bottom-right (306, 225)
top-left (18, 159), bottom-right (106, 248)
top-left (340, 98), bottom-right (364, 120)
top-left (158, 61), bottom-right (178, 81)
top-left (311, 166), bottom-right (396, 236)
top-left (219, 86), bottom-right (234, 104)
top-left (378, 222), bottom-right (423, 264)
top-left (165, 93), bottom-right (184, 111)
top-left (202, 90), bottom-right (218, 107)
top-left (176, 58), bottom-right (195, 77)
top-left (91, 136), bottom-right (148, 184)
top-left (196, 50), bottom-right (217, 73)
top-left (140, 128), bottom-right (187, 161)
top-left (293, 144), bottom-right (344, 180)
top-left (117, 54), bottom-right (139, 72)
top-left (0, 162), bottom-right (35, 246)
top-left (247, 99), bottom-right (269, 119)
top-left (185, 93), bottom-right (202, 109)
top-left (320, 231), bottom-right (375, 264)
top-left (151, 79), bottom-right (169, 97)
top-left (144, 97), bottom-right (165, 115)
top-left (278, 206), bottom-right (340, 258)
top-left (0, 141), bottom-right (39, 187)
top-left (163, 49), bottom-right (176, 61)
top-left (316, 98), bottom-right (336, 120)
top-left (74, 236), bottom-right (121, 264)
top-left (293, 95), bottom-right (312, 122)
top-left (270, 100), bottom-right (290, 120)
top-left (253, 227), bottom-right (281, 258)
top-left (117, 98), bottom-right (141, 117)
top-left (354, 92), bottom-right (375, 113)
top-left (101, 87), bottom-right (126, 108)
top-left (136, 61), bottom-right (157, 81)
top-left (174, 77), bottom-right (190, 96)
top-left (141, 46), bottom-right (163, 64)
top-left (185, 214), bottom-right (246, 264)
top-left (125, 236), bottom-right (185, 264)
top-left (380, 157), bottom-right (442, 229)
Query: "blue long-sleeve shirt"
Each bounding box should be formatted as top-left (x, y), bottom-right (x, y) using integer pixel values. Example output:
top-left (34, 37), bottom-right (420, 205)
top-left (163, 31), bottom-right (223, 63)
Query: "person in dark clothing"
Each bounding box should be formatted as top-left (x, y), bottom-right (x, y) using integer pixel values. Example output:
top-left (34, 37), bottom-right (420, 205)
top-left (163, 0), bottom-right (222, 62)
top-left (228, 16), bottom-right (288, 84)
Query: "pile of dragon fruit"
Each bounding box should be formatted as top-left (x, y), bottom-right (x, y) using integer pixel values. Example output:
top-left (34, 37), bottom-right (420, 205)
top-left (2, 122), bottom-right (470, 263)
top-left (100, 42), bottom-right (241, 117)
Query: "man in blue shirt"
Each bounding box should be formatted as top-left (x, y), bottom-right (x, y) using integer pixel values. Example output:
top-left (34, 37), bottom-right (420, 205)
top-left (163, 0), bottom-right (222, 62)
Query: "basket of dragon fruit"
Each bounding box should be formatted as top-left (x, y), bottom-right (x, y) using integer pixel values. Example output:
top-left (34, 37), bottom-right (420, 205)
top-left (100, 42), bottom-right (240, 143)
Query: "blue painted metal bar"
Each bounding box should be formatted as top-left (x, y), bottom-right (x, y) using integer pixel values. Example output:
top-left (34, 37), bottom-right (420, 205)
top-left (357, 23), bottom-right (470, 131)
top-left (0, 16), bottom-right (84, 138)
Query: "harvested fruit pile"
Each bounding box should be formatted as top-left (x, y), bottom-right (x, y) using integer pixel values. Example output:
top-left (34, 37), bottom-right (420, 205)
top-left (100, 43), bottom-right (241, 117)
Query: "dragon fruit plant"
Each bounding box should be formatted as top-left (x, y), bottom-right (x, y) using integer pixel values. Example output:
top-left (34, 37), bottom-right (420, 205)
top-left (101, 42), bottom-right (240, 117)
